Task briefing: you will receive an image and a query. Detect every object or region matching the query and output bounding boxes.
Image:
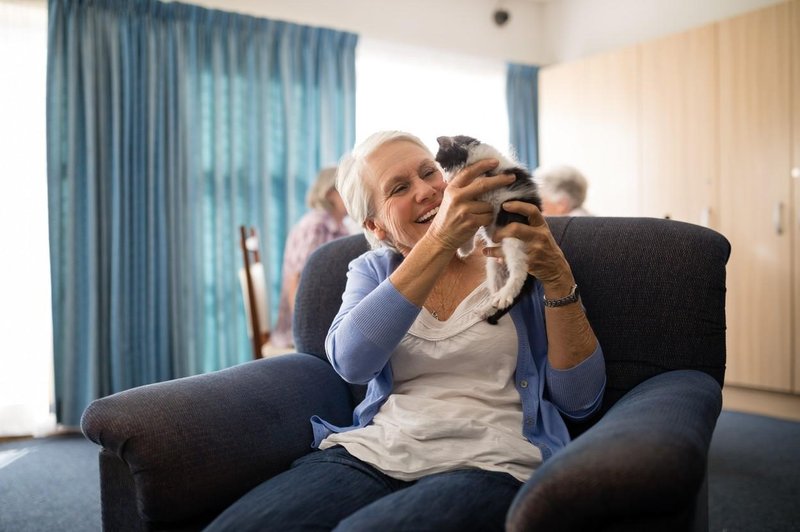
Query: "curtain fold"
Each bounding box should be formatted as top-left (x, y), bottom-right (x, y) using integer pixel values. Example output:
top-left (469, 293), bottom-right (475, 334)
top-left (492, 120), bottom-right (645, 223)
top-left (47, 0), bottom-right (357, 425)
top-left (506, 63), bottom-right (539, 170)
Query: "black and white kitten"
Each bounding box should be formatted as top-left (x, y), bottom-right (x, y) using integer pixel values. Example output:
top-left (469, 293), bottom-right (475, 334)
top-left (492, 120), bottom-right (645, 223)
top-left (435, 135), bottom-right (542, 323)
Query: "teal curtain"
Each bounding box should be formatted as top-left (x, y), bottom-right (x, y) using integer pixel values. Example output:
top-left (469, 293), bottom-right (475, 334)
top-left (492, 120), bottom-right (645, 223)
top-left (506, 63), bottom-right (539, 170)
top-left (46, 0), bottom-right (357, 425)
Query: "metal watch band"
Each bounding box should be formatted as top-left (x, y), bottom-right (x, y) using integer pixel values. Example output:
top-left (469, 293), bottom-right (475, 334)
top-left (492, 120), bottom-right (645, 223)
top-left (543, 284), bottom-right (580, 307)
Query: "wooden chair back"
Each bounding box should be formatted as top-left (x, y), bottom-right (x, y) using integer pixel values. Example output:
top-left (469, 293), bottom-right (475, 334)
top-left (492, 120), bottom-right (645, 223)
top-left (239, 226), bottom-right (270, 359)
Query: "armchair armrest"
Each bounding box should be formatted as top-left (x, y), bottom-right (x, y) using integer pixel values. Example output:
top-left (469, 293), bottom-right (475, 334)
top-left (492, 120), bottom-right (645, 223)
top-left (81, 353), bottom-right (353, 525)
top-left (506, 370), bottom-right (722, 532)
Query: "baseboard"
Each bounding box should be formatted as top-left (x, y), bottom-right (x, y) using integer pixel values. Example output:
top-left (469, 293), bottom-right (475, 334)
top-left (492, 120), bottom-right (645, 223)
top-left (722, 385), bottom-right (800, 422)
top-left (0, 435), bottom-right (32, 444)
top-left (0, 426), bottom-right (81, 443)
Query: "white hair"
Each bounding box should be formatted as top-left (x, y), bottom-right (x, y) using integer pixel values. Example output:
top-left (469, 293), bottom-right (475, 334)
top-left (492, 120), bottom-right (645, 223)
top-left (336, 131), bottom-right (432, 251)
top-left (534, 164), bottom-right (588, 210)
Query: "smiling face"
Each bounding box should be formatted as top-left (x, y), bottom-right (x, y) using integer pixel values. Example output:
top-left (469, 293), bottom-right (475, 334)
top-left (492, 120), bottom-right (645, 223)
top-left (363, 139), bottom-right (445, 255)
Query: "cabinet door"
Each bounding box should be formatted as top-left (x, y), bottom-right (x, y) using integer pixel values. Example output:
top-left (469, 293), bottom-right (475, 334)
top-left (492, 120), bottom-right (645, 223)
top-left (793, 0), bottom-right (800, 394)
top-left (719, 2), bottom-right (793, 391)
top-left (539, 47), bottom-right (640, 217)
top-left (640, 26), bottom-right (718, 228)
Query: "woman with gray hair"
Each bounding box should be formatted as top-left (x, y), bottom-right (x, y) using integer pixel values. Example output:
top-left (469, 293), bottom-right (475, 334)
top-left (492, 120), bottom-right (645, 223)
top-left (271, 167), bottom-right (351, 348)
top-left (207, 131), bottom-right (605, 531)
top-left (535, 164), bottom-right (592, 216)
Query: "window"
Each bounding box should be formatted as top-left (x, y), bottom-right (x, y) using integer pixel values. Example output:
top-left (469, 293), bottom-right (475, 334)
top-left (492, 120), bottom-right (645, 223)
top-left (356, 38), bottom-right (509, 155)
top-left (0, 0), bottom-right (55, 436)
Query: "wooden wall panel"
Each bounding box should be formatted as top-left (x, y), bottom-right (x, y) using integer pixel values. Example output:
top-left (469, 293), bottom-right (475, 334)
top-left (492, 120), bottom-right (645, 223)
top-left (640, 25), bottom-right (719, 228)
top-left (792, 0), bottom-right (800, 393)
top-left (539, 0), bottom-right (799, 399)
top-left (718, 1), bottom-right (793, 391)
top-left (539, 47), bottom-right (641, 217)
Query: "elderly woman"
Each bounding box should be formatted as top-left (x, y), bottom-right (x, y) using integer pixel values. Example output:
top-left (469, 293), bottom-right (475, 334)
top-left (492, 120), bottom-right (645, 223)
top-left (535, 164), bottom-right (592, 216)
top-left (271, 167), bottom-right (352, 348)
top-left (207, 131), bottom-right (605, 531)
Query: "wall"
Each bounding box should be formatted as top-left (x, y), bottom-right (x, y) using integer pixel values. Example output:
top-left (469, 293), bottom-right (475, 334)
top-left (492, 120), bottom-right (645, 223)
top-left (182, 0), bottom-right (548, 65)
top-left (542, 0), bottom-right (785, 63)
top-left (181, 0), bottom-right (788, 66)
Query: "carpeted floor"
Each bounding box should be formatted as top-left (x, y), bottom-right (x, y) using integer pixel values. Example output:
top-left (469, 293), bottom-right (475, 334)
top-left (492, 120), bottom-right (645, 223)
top-left (708, 411), bottom-right (800, 532)
top-left (0, 432), bottom-right (100, 531)
top-left (0, 410), bottom-right (798, 531)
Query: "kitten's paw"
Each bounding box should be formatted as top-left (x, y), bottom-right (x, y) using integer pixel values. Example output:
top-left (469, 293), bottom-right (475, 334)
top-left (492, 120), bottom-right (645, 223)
top-left (490, 289), bottom-right (516, 311)
top-left (476, 303), bottom-right (498, 320)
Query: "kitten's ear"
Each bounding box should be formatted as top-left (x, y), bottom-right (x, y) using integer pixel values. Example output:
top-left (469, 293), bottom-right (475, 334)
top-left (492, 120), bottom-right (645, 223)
top-left (364, 218), bottom-right (387, 242)
top-left (437, 136), bottom-right (453, 150)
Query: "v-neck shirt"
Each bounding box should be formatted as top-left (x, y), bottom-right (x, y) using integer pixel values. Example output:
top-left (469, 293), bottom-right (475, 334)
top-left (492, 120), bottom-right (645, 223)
top-left (320, 281), bottom-right (541, 482)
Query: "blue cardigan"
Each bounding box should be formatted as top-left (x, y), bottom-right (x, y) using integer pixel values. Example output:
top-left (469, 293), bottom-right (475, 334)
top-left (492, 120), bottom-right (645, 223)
top-left (311, 247), bottom-right (606, 461)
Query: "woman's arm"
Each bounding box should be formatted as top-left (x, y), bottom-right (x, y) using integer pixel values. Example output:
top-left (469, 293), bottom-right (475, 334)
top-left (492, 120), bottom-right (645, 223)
top-left (325, 252), bottom-right (420, 384)
top-left (325, 161), bottom-right (516, 383)
top-left (485, 202), bottom-right (598, 369)
top-left (485, 202), bottom-right (604, 417)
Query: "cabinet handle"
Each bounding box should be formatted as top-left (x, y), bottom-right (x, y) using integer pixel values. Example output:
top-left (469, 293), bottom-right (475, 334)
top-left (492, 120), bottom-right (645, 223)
top-left (773, 202), bottom-right (784, 235)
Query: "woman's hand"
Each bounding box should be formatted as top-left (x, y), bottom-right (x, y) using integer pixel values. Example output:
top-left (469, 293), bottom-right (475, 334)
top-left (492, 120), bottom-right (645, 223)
top-left (482, 201), bottom-right (575, 296)
top-left (486, 201), bottom-right (598, 370)
top-left (427, 159), bottom-right (515, 252)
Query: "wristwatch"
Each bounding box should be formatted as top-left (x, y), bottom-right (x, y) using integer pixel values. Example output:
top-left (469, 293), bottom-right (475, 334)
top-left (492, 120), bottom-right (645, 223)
top-left (543, 284), bottom-right (580, 308)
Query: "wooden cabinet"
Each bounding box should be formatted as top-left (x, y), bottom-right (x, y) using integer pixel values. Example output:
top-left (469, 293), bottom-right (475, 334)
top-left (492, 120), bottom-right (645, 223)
top-left (539, 0), bottom-right (800, 397)
top-left (793, 0), bottom-right (800, 394)
top-left (539, 47), bottom-right (640, 217)
top-left (639, 25), bottom-right (719, 229)
top-left (718, 1), bottom-right (793, 392)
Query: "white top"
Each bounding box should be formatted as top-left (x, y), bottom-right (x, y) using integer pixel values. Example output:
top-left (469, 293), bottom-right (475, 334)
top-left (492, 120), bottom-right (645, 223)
top-left (320, 281), bottom-right (542, 482)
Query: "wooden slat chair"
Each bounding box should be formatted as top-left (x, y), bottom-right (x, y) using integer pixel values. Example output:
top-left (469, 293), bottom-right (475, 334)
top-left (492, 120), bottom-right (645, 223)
top-left (238, 226), bottom-right (270, 359)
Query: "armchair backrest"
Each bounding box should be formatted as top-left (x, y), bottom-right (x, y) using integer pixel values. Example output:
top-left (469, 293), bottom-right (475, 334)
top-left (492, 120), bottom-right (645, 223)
top-left (294, 217), bottom-right (730, 418)
top-left (294, 234), bottom-right (370, 359)
top-left (548, 217), bottom-right (729, 414)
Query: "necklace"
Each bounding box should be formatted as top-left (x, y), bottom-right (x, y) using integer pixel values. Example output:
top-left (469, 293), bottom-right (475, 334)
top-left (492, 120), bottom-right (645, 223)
top-left (427, 260), bottom-right (468, 321)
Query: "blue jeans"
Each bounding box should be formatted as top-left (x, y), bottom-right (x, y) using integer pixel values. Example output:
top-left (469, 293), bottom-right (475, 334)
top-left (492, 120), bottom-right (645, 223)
top-left (204, 446), bottom-right (523, 531)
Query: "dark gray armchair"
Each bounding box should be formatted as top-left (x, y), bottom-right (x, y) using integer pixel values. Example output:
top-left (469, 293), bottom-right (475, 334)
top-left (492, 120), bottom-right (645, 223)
top-left (81, 217), bottom-right (729, 531)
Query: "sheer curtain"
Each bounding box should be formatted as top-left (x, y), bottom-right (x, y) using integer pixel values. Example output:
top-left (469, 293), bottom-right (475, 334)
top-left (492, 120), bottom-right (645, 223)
top-left (47, 0), bottom-right (357, 426)
top-left (506, 63), bottom-right (540, 170)
top-left (0, 0), bottom-right (55, 437)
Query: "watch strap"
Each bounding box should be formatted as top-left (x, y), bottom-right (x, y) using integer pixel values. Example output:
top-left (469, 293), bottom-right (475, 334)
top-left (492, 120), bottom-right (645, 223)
top-left (543, 284), bottom-right (580, 308)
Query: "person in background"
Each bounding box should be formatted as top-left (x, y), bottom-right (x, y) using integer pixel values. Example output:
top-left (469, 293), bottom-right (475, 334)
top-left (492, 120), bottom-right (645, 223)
top-left (270, 167), bottom-right (352, 348)
top-left (535, 164), bottom-right (592, 216)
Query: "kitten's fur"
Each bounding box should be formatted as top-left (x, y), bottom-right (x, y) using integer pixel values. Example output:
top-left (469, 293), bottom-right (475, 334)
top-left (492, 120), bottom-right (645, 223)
top-left (435, 135), bottom-right (542, 324)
